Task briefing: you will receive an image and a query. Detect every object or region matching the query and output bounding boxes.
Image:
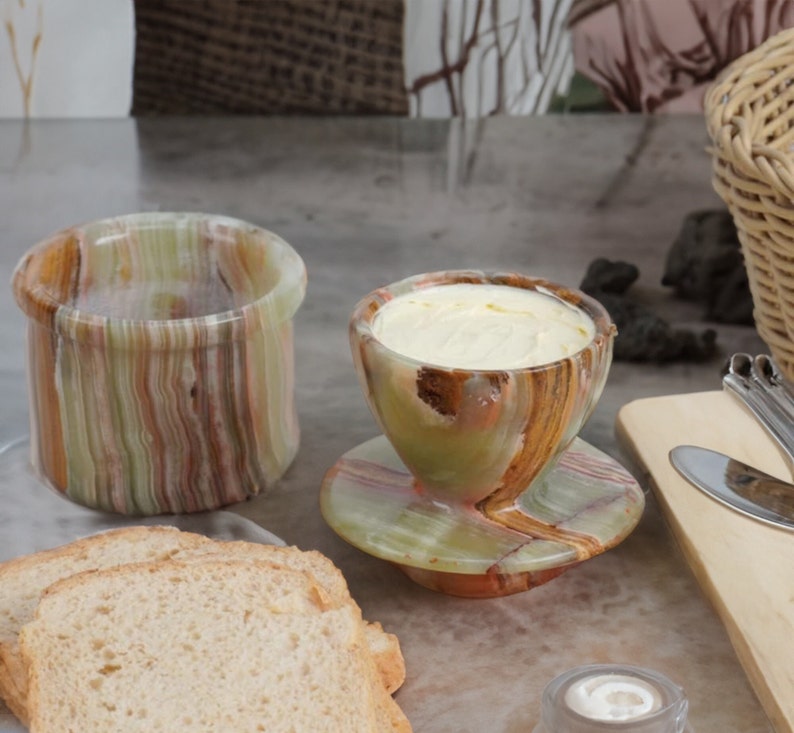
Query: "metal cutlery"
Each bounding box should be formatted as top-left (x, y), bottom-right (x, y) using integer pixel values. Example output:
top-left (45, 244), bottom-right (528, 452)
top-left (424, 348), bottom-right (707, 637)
top-left (667, 353), bottom-right (794, 530)
top-left (723, 353), bottom-right (794, 470)
top-left (669, 444), bottom-right (794, 531)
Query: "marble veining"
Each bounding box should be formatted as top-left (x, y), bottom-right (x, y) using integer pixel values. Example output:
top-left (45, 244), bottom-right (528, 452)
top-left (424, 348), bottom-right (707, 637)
top-left (349, 271), bottom-right (616, 517)
top-left (12, 212), bottom-right (306, 515)
top-left (321, 435), bottom-right (643, 597)
top-left (325, 269), bottom-right (642, 598)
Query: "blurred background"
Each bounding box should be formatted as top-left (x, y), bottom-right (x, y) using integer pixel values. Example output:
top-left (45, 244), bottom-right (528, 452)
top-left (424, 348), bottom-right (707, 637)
top-left (1, 0), bottom-right (792, 119)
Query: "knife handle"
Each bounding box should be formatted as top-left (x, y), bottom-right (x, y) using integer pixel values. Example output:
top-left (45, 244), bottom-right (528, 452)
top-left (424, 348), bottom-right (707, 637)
top-left (724, 354), bottom-right (794, 473)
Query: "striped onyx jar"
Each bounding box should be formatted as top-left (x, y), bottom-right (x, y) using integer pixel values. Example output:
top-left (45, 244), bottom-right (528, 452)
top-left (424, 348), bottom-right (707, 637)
top-left (12, 213), bottom-right (306, 515)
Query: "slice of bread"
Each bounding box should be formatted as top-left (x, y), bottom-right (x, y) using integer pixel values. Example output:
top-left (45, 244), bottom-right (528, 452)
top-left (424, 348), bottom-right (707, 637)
top-left (20, 559), bottom-right (389, 733)
top-left (171, 541), bottom-right (406, 694)
top-left (0, 526), bottom-right (214, 723)
top-left (0, 528), bottom-right (405, 725)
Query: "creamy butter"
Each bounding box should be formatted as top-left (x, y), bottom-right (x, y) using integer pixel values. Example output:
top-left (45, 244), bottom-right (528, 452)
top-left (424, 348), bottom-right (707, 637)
top-left (563, 674), bottom-right (663, 722)
top-left (371, 283), bottom-right (595, 370)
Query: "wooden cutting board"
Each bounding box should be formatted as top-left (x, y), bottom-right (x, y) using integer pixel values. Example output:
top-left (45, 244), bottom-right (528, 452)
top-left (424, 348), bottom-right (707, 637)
top-left (617, 390), bottom-right (794, 733)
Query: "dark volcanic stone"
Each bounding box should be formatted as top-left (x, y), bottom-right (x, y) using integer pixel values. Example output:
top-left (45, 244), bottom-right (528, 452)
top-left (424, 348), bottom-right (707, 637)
top-left (581, 258), bottom-right (718, 363)
top-left (662, 209), bottom-right (753, 325)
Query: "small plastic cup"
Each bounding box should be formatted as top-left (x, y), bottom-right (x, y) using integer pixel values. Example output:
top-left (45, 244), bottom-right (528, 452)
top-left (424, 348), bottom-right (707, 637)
top-left (533, 664), bottom-right (692, 733)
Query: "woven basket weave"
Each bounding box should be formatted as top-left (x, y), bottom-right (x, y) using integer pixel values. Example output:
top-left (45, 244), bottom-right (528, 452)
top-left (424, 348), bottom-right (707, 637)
top-left (705, 27), bottom-right (794, 379)
top-left (131, 0), bottom-right (408, 115)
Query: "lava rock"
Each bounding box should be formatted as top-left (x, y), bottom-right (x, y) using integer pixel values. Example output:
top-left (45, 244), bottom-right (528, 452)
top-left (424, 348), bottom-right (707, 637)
top-left (662, 209), bottom-right (753, 325)
top-left (581, 257), bottom-right (718, 363)
top-left (580, 258), bottom-right (639, 294)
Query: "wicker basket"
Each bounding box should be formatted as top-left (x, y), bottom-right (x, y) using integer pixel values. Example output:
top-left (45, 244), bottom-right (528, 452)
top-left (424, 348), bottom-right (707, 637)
top-left (705, 28), bottom-right (794, 379)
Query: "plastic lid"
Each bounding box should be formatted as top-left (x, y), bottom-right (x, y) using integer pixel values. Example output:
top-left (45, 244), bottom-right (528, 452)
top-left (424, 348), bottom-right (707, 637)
top-left (534, 664), bottom-right (690, 733)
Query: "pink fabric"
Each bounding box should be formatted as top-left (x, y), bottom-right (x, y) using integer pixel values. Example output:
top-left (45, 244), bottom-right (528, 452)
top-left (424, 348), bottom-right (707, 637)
top-left (571, 0), bottom-right (794, 112)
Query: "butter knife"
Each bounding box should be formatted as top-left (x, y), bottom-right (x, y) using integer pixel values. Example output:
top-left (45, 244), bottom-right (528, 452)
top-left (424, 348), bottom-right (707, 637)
top-left (669, 444), bottom-right (794, 531)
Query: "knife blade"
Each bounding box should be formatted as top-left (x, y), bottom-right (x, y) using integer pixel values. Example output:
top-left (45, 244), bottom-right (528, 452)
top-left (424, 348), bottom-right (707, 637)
top-left (669, 445), bottom-right (794, 532)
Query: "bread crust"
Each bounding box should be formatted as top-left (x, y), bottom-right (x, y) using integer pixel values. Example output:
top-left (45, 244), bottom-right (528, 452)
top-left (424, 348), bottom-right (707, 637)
top-left (0, 527), bottom-right (408, 730)
top-left (0, 526), bottom-right (215, 725)
top-left (20, 559), bottom-right (399, 732)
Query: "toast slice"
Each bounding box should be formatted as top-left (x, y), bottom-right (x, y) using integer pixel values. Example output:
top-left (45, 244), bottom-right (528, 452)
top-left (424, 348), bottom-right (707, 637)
top-left (20, 559), bottom-right (392, 733)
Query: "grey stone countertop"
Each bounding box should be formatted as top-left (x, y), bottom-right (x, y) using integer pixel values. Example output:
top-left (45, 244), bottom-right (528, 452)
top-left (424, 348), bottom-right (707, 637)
top-left (0, 115), bottom-right (772, 731)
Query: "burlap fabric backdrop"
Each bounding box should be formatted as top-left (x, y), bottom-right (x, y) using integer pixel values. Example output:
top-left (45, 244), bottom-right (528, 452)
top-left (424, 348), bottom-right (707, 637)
top-left (131, 0), bottom-right (408, 115)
